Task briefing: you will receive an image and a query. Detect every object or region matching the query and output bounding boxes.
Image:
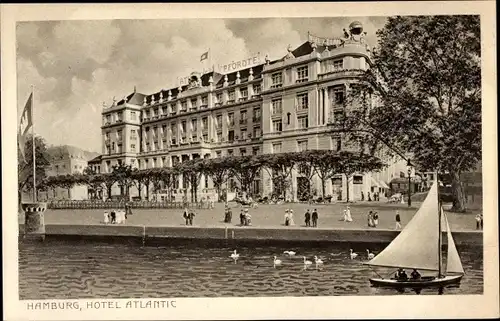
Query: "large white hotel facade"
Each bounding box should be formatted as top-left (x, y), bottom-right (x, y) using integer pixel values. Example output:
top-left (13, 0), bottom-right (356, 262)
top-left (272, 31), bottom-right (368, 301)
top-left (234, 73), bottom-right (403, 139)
top-left (96, 21), bottom-right (407, 202)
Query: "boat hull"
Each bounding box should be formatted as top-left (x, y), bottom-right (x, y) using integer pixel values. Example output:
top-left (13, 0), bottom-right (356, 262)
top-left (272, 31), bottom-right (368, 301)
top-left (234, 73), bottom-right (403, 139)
top-left (370, 275), bottom-right (463, 288)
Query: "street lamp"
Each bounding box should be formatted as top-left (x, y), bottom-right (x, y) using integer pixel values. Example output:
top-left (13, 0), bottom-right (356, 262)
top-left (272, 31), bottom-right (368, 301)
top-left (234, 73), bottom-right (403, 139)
top-left (407, 160), bottom-right (412, 207)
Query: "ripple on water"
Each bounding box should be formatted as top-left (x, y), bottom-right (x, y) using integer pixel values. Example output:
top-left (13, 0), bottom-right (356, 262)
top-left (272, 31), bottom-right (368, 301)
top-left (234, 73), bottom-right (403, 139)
top-left (18, 242), bottom-right (483, 299)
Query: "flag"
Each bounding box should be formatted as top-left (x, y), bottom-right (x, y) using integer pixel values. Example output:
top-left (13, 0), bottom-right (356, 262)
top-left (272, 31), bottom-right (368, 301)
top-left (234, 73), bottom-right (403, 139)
top-left (200, 51), bottom-right (209, 62)
top-left (18, 93), bottom-right (33, 163)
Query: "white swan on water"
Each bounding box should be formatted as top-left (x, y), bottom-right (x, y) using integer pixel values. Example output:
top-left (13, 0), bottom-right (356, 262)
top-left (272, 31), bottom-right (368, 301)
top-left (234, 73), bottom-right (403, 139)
top-left (303, 256), bottom-right (313, 270)
top-left (284, 251), bottom-right (296, 256)
top-left (366, 249), bottom-right (375, 260)
top-left (273, 256), bottom-right (282, 268)
top-left (350, 249), bottom-right (358, 260)
top-left (230, 250), bottom-right (239, 263)
top-left (314, 256), bottom-right (324, 269)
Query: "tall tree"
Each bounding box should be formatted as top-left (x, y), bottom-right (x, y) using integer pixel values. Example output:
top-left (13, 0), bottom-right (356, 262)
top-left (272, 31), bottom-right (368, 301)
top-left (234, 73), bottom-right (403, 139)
top-left (308, 150), bottom-right (339, 197)
top-left (342, 15), bottom-right (481, 212)
top-left (230, 155), bottom-right (263, 195)
top-left (260, 152), bottom-right (298, 199)
top-left (203, 157), bottom-right (231, 201)
top-left (18, 134), bottom-right (51, 203)
top-left (110, 163), bottom-right (134, 201)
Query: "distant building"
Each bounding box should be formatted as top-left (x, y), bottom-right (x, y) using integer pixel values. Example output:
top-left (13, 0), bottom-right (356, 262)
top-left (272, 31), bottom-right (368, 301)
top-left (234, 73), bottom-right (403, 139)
top-left (37, 145), bottom-right (99, 201)
top-left (97, 21), bottom-right (408, 202)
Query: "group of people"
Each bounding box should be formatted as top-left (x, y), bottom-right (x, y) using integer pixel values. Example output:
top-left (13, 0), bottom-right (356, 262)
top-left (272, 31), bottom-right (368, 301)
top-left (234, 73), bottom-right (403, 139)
top-left (103, 203), bottom-right (133, 224)
top-left (304, 209), bottom-right (319, 227)
top-left (182, 208), bottom-right (196, 225)
top-left (341, 206), bottom-right (353, 222)
top-left (367, 210), bottom-right (379, 227)
top-left (395, 268), bottom-right (421, 281)
top-left (361, 191), bottom-right (381, 202)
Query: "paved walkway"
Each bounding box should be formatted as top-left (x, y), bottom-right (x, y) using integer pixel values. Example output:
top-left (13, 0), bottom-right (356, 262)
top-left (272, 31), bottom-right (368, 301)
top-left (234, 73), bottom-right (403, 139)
top-left (19, 202), bottom-right (480, 232)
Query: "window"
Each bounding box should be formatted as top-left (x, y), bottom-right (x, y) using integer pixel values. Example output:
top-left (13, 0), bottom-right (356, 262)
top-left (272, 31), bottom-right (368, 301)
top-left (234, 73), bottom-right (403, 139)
top-left (296, 66), bottom-right (309, 82)
top-left (272, 99), bottom-right (282, 115)
top-left (241, 128), bottom-right (247, 140)
top-left (252, 147), bottom-right (260, 155)
top-left (216, 151), bottom-right (222, 158)
top-left (216, 114), bottom-right (222, 129)
top-left (333, 86), bottom-right (345, 105)
top-left (253, 108), bottom-right (261, 121)
top-left (106, 115), bottom-right (111, 124)
top-left (105, 132), bottom-right (110, 140)
top-left (181, 121), bottom-right (187, 134)
top-left (216, 93), bottom-right (223, 105)
top-left (227, 149), bottom-right (234, 156)
top-left (217, 132), bottom-right (222, 142)
top-left (181, 101), bottom-right (187, 112)
top-left (240, 110), bottom-right (247, 124)
top-left (203, 133), bottom-right (208, 142)
top-left (131, 111), bottom-right (137, 120)
top-left (201, 96), bottom-right (208, 106)
top-left (228, 90), bottom-right (235, 102)
top-left (272, 142), bottom-right (282, 153)
top-left (117, 130), bottom-right (123, 141)
top-left (191, 118), bottom-right (197, 132)
top-left (353, 175), bottom-right (363, 184)
top-left (240, 87), bottom-right (248, 99)
top-left (240, 148), bottom-right (247, 156)
top-left (228, 130), bottom-right (235, 142)
top-left (153, 108), bottom-right (158, 117)
top-left (298, 116), bottom-right (309, 129)
top-left (333, 59), bottom-right (343, 70)
top-left (253, 126), bottom-right (261, 138)
top-left (228, 113), bottom-right (235, 126)
top-left (161, 125), bottom-right (167, 137)
top-left (170, 123), bottom-right (176, 136)
top-left (334, 137), bottom-right (342, 151)
top-left (191, 99), bottom-right (197, 109)
top-left (117, 112), bottom-right (123, 121)
top-left (271, 72), bottom-right (283, 88)
top-left (253, 84), bottom-right (261, 95)
top-left (297, 92), bottom-right (309, 110)
top-left (131, 144), bottom-right (136, 151)
top-left (272, 120), bottom-right (282, 132)
top-left (297, 140), bottom-right (308, 152)
top-left (202, 117), bottom-right (208, 130)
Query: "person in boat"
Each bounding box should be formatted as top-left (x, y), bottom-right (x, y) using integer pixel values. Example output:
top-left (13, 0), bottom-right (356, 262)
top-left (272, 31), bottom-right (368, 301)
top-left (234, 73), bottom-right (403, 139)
top-left (410, 269), bottom-right (421, 280)
top-left (397, 269), bottom-right (408, 281)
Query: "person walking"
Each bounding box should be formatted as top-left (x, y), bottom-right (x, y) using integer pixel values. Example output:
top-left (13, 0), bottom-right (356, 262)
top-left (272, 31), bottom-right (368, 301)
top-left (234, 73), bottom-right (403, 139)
top-left (125, 202), bottom-right (133, 219)
top-left (305, 209), bottom-right (311, 227)
top-left (345, 206), bottom-right (353, 222)
top-left (373, 211), bottom-right (379, 227)
top-left (475, 213), bottom-right (482, 230)
top-left (227, 207), bottom-right (233, 224)
top-left (284, 209), bottom-right (290, 226)
top-left (183, 208), bottom-right (189, 225)
top-left (361, 191), bottom-right (365, 201)
top-left (311, 209), bottom-right (318, 227)
top-left (240, 209), bottom-right (245, 226)
top-left (395, 210), bottom-right (402, 229)
top-left (367, 211), bottom-right (374, 227)
top-left (289, 210), bottom-right (295, 226)
top-left (188, 210), bottom-right (195, 226)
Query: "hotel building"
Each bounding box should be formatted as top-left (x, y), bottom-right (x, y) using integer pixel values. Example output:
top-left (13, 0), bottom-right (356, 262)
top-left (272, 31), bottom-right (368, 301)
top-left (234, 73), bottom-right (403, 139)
top-left (99, 21), bottom-right (407, 201)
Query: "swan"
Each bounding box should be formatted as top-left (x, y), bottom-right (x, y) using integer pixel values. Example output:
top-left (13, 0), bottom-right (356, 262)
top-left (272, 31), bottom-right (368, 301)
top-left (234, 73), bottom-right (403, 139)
top-left (314, 256), bottom-right (324, 269)
top-left (366, 249), bottom-right (375, 260)
top-left (273, 256), bottom-right (282, 268)
top-left (284, 251), bottom-right (296, 256)
top-left (303, 256), bottom-right (313, 270)
top-left (230, 250), bottom-right (239, 263)
top-left (349, 249), bottom-right (358, 260)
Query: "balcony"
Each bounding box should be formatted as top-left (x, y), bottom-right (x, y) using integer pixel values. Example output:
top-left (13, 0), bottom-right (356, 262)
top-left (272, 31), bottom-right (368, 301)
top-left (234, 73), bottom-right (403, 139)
top-left (239, 118), bottom-right (248, 125)
top-left (296, 105), bottom-right (309, 113)
top-left (190, 106), bottom-right (198, 112)
top-left (296, 78), bottom-right (309, 83)
top-left (200, 104), bottom-right (208, 109)
top-left (270, 83), bottom-right (283, 89)
top-left (227, 99), bottom-right (235, 104)
top-left (215, 102), bottom-right (223, 107)
top-left (169, 112), bottom-right (177, 116)
top-left (252, 116), bottom-right (261, 122)
top-left (251, 94), bottom-right (261, 99)
top-left (238, 97), bottom-right (248, 102)
top-left (317, 69), bottom-right (365, 81)
top-left (180, 109), bottom-right (187, 114)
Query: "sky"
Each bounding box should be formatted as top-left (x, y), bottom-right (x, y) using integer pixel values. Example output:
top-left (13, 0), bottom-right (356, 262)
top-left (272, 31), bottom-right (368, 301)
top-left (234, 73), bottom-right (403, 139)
top-left (17, 17), bottom-right (387, 153)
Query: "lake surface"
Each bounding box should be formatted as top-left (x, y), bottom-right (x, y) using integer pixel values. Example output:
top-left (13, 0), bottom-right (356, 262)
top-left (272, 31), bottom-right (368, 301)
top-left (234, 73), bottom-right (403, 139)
top-left (19, 240), bottom-right (483, 299)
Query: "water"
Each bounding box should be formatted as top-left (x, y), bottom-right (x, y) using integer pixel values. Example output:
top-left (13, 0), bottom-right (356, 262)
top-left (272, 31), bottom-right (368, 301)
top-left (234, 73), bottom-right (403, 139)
top-left (18, 240), bottom-right (483, 299)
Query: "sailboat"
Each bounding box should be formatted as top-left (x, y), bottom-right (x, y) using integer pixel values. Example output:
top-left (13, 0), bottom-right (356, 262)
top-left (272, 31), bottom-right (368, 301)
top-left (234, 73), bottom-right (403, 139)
top-left (365, 178), bottom-right (465, 288)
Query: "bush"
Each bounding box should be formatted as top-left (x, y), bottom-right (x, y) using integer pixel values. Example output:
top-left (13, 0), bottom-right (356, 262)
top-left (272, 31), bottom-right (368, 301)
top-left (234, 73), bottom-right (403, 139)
top-left (324, 195), bottom-right (333, 203)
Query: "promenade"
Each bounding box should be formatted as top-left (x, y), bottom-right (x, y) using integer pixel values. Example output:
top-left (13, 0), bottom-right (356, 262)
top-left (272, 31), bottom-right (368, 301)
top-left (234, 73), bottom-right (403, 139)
top-left (19, 201), bottom-right (480, 231)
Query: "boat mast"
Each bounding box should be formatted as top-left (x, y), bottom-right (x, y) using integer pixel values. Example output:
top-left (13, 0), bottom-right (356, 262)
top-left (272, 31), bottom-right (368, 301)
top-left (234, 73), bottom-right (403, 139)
top-left (437, 170), bottom-right (442, 278)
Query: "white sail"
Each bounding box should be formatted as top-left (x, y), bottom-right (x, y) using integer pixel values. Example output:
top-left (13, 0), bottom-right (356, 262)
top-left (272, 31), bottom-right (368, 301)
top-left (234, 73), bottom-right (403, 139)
top-left (367, 181), bottom-right (441, 271)
top-left (443, 209), bottom-right (465, 274)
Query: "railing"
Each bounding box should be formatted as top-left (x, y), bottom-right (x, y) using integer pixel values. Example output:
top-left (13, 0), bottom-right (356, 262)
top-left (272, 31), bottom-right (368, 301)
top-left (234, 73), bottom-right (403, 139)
top-left (47, 200), bottom-right (213, 210)
top-left (239, 118), bottom-right (247, 124)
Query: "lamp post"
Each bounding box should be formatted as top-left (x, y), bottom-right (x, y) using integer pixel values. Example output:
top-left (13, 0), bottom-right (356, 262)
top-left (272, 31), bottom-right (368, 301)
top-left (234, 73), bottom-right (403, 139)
top-left (407, 160), bottom-right (412, 207)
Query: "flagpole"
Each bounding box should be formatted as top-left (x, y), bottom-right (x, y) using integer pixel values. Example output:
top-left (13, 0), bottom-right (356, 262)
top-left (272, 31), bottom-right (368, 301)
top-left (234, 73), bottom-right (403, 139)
top-left (31, 85), bottom-right (37, 202)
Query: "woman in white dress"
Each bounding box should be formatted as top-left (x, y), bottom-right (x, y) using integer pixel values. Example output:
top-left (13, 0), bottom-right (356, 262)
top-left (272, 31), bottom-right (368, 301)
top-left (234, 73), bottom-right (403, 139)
top-left (289, 210), bottom-right (295, 226)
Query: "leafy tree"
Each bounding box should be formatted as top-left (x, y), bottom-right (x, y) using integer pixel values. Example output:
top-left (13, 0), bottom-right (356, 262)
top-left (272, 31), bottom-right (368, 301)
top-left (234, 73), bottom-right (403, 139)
top-left (260, 152), bottom-right (298, 199)
top-left (81, 166), bottom-right (104, 200)
top-left (296, 151), bottom-right (321, 200)
top-left (203, 157), bottom-right (232, 201)
top-left (111, 163), bottom-right (134, 201)
top-left (307, 150), bottom-right (339, 197)
top-left (175, 159), bottom-right (207, 203)
top-left (229, 155), bottom-right (263, 196)
top-left (18, 134), bottom-right (51, 202)
top-left (342, 16), bottom-right (480, 212)
top-left (158, 167), bottom-right (179, 202)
